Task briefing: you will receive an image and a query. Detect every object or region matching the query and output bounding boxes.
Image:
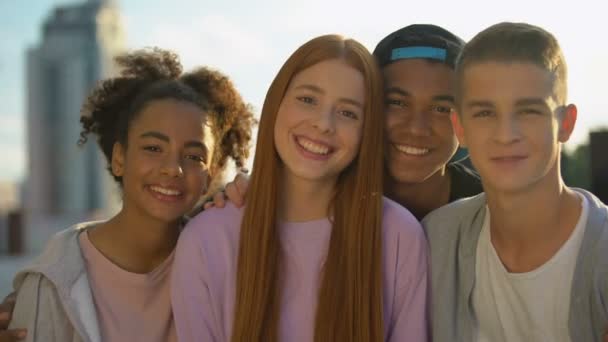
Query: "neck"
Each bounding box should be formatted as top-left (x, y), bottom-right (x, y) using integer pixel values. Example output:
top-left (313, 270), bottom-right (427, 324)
top-left (485, 165), bottom-right (582, 272)
top-left (88, 206), bottom-right (180, 273)
top-left (278, 169), bottom-right (336, 222)
top-left (385, 166), bottom-right (451, 220)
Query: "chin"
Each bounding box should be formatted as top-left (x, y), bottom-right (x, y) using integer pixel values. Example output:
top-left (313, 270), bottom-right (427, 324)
top-left (145, 208), bottom-right (188, 224)
top-left (388, 167), bottom-right (435, 185)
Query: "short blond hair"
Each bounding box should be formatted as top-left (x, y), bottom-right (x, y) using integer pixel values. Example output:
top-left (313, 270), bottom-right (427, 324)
top-left (455, 22), bottom-right (568, 106)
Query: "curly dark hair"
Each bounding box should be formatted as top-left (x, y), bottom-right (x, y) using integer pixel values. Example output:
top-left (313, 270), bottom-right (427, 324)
top-left (79, 47), bottom-right (256, 186)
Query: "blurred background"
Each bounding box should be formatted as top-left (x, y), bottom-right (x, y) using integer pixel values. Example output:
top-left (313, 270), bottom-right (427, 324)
top-left (0, 0), bottom-right (606, 295)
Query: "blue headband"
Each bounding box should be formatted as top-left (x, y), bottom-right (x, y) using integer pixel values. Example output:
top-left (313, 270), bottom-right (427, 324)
top-left (390, 46), bottom-right (447, 62)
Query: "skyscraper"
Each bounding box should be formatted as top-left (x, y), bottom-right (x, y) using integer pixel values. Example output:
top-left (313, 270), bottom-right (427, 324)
top-left (24, 0), bottom-right (125, 252)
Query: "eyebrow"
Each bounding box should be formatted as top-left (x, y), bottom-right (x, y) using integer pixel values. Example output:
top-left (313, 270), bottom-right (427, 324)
top-left (385, 87), bottom-right (410, 97)
top-left (140, 131), bottom-right (169, 142)
top-left (465, 98), bottom-right (550, 109)
top-left (465, 100), bottom-right (495, 108)
top-left (294, 83), bottom-right (364, 108)
top-left (386, 87), bottom-right (454, 104)
top-left (432, 95), bottom-right (455, 103)
top-left (515, 98), bottom-right (548, 107)
top-left (140, 131), bottom-right (207, 151)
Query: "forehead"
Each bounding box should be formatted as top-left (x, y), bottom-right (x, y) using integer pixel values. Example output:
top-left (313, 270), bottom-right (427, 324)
top-left (461, 62), bottom-right (555, 103)
top-left (382, 59), bottom-right (454, 94)
top-left (288, 59), bottom-right (365, 99)
top-left (131, 99), bottom-right (207, 137)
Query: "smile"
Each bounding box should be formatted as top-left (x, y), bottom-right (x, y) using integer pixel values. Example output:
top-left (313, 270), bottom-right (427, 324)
top-left (295, 136), bottom-right (333, 156)
top-left (148, 185), bottom-right (183, 197)
top-left (393, 144), bottom-right (430, 156)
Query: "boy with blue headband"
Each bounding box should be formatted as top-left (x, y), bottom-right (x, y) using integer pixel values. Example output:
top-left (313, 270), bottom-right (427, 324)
top-left (373, 24), bottom-right (482, 219)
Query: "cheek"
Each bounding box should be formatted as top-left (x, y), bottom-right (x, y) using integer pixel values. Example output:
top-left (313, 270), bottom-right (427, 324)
top-left (385, 111), bottom-right (401, 131)
top-left (274, 106), bottom-right (294, 141)
top-left (340, 122), bottom-right (364, 154)
top-left (124, 152), bottom-right (154, 176)
top-left (186, 168), bottom-right (207, 195)
top-left (433, 116), bottom-right (455, 136)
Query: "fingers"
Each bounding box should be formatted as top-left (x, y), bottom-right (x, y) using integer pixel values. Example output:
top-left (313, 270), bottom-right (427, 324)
top-left (0, 312), bottom-right (8, 331)
top-left (203, 200), bottom-right (215, 210)
top-left (226, 172), bottom-right (250, 208)
top-left (0, 294), bottom-right (16, 330)
top-left (234, 172), bottom-right (249, 197)
top-left (225, 182), bottom-right (243, 208)
top-left (0, 329), bottom-right (27, 341)
top-left (211, 191), bottom-right (227, 209)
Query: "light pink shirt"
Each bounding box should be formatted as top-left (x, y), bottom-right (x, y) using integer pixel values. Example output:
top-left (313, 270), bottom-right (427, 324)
top-left (79, 232), bottom-right (177, 342)
top-left (171, 198), bottom-right (429, 342)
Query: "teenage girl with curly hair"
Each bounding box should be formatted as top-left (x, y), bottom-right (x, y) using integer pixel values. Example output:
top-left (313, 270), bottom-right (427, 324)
top-left (7, 47), bottom-right (255, 342)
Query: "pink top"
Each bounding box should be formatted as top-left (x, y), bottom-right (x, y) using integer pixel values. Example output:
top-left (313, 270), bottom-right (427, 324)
top-left (79, 231), bottom-right (177, 342)
top-left (171, 198), bottom-right (429, 342)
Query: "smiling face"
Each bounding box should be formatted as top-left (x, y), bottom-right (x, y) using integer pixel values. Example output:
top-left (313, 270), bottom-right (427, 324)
top-left (453, 61), bottom-right (576, 194)
top-left (112, 99), bottom-right (213, 223)
top-left (383, 59), bottom-right (459, 185)
top-left (273, 58), bottom-right (365, 188)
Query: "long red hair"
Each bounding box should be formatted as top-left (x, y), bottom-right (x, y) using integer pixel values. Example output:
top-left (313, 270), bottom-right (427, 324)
top-left (231, 34), bottom-right (385, 342)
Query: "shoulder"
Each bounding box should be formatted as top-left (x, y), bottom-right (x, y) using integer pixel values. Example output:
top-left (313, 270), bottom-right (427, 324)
top-left (181, 203), bottom-right (243, 239)
top-left (177, 203), bottom-right (244, 260)
top-left (13, 223), bottom-right (95, 289)
top-left (574, 189), bottom-right (608, 270)
top-left (381, 197), bottom-right (427, 257)
top-left (382, 197), bottom-right (423, 237)
top-left (422, 193), bottom-right (486, 241)
top-left (10, 273), bottom-right (59, 320)
top-left (9, 273), bottom-right (72, 339)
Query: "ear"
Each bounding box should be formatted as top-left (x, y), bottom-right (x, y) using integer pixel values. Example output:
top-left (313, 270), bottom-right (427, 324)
top-left (557, 104), bottom-right (577, 143)
top-left (111, 142), bottom-right (126, 177)
top-left (450, 112), bottom-right (467, 148)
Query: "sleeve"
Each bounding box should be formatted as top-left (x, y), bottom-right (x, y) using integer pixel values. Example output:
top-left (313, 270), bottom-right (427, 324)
top-left (8, 274), bottom-right (75, 342)
top-left (387, 224), bottom-right (430, 342)
top-left (171, 226), bottom-right (219, 342)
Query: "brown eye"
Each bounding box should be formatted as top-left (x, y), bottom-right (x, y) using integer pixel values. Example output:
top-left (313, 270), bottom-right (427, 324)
top-left (386, 98), bottom-right (407, 108)
top-left (431, 105), bottom-right (453, 114)
top-left (296, 96), bottom-right (315, 104)
top-left (339, 110), bottom-right (358, 120)
top-left (143, 145), bottom-right (162, 152)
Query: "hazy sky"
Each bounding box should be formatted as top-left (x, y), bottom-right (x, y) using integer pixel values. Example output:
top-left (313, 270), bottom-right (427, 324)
top-left (1, 0), bottom-right (607, 182)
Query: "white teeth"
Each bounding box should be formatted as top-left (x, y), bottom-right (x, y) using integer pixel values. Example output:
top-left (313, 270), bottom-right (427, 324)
top-left (395, 144), bottom-right (429, 156)
top-left (150, 186), bottom-right (182, 196)
top-left (297, 137), bottom-right (330, 155)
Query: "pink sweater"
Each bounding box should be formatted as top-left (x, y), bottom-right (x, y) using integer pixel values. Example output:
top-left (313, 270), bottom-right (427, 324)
top-left (171, 198), bottom-right (429, 342)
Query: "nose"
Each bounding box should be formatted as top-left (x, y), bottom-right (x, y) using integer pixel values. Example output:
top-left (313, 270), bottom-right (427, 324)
top-left (312, 105), bottom-right (336, 134)
top-left (493, 114), bottom-right (522, 145)
top-left (405, 110), bottom-right (432, 137)
top-left (160, 154), bottom-right (184, 178)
